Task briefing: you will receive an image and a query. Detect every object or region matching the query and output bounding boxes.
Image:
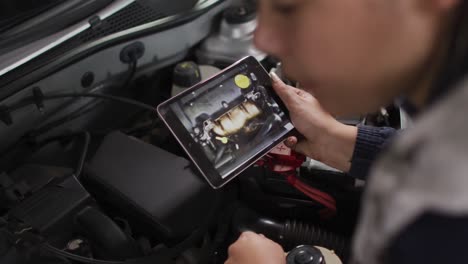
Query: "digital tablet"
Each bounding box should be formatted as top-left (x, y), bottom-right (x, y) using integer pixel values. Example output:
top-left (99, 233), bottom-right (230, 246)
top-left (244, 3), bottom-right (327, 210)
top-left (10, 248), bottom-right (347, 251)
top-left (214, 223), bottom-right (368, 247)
top-left (157, 56), bottom-right (295, 188)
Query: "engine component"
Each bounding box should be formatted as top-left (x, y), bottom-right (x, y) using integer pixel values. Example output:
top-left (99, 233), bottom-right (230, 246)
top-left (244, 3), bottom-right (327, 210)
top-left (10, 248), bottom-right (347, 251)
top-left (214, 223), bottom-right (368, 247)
top-left (0, 165), bottom-right (75, 209)
top-left (76, 206), bottom-right (140, 260)
top-left (196, 4), bottom-right (266, 66)
top-left (171, 62), bottom-right (222, 97)
top-left (212, 100), bottom-right (262, 137)
top-left (286, 245), bottom-right (324, 264)
top-left (173, 62), bottom-right (201, 87)
top-left (84, 132), bottom-right (216, 242)
top-left (172, 61), bottom-right (202, 97)
top-left (8, 175), bottom-right (91, 236)
top-left (282, 220), bottom-right (348, 260)
top-left (286, 245), bottom-right (343, 264)
top-left (232, 207), bottom-right (349, 260)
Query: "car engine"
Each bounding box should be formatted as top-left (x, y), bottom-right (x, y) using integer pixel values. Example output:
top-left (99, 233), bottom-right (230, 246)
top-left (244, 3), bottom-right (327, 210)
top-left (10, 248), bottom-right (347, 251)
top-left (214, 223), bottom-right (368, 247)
top-left (0, 1), bottom-right (403, 263)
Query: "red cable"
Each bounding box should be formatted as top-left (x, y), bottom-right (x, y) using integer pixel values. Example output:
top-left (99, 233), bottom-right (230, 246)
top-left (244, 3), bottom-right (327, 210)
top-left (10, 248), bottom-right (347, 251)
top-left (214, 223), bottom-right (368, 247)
top-left (289, 176), bottom-right (336, 211)
top-left (280, 171), bottom-right (336, 213)
top-left (294, 178), bottom-right (335, 204)
top-left (281, 171), bottom-right (335, 205)
top-left (258, 151), bottom-right (337, 218)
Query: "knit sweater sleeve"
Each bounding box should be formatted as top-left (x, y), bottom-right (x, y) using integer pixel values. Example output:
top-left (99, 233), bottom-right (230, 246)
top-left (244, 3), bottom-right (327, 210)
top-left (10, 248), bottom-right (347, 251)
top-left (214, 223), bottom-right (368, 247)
top-left (349, 125), bottom-right (397, 180)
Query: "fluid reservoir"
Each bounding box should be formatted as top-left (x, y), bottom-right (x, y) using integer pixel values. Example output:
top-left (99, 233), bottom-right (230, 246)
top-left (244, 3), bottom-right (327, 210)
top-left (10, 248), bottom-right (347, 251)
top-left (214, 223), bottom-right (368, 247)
top-left (171, 61), bottom-right (220, 97)
top-left (286, 245), bottom-right (343, 264)
top-left (196, 3), bottom-right (266, 66)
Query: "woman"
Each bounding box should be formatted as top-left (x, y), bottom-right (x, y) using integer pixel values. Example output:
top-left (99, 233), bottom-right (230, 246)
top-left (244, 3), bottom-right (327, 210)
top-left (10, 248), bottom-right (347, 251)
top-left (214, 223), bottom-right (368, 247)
top-left (225, 0), bottom-right (468, 263)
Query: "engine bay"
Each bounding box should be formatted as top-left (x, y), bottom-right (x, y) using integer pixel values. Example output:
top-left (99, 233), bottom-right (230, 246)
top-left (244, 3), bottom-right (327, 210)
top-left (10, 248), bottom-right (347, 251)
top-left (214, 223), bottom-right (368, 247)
top-left (0, 1), bottom-right (403, 263)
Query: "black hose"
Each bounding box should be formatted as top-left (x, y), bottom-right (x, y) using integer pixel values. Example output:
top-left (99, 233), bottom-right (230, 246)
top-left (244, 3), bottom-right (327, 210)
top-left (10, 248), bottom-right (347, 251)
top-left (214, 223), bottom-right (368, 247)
top-left (232, 207), bottom-right (349, 260)
top-left (282, 220), bottom-right (349, 259)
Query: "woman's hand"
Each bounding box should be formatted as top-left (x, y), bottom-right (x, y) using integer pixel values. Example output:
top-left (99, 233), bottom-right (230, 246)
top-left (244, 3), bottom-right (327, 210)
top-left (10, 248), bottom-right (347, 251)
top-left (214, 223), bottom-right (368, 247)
top-left (271, 72), bottom-right (357, 172)
top-left (225, 232), bottom-right (286, 264)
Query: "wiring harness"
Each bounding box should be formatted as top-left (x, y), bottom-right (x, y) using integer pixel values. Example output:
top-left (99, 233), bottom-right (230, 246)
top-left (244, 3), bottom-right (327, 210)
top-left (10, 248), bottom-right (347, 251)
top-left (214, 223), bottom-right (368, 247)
top-left (256, 144), bottom-right (337, 218)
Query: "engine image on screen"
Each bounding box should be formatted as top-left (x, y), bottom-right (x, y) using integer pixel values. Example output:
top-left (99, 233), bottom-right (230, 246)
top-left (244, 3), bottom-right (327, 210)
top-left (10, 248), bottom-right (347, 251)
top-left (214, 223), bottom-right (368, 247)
top-left (169, 67), bottom-right (293, 178)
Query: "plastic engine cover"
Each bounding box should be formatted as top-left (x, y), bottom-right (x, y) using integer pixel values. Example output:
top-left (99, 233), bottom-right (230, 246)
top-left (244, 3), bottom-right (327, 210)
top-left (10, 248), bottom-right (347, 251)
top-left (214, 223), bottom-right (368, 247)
top-left (84, 132), bottom-right (215, 242)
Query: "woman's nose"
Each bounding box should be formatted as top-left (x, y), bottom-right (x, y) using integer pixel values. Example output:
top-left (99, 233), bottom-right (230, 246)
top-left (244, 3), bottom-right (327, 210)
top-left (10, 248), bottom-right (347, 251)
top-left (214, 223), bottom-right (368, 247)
top-left (254, 17), bottom-right (284, 58)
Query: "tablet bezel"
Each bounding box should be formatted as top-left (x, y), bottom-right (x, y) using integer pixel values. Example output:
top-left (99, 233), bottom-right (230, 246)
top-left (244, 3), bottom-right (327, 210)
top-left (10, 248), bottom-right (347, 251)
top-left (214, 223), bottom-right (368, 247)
top-left (157, 56), bottom-right (294, 188)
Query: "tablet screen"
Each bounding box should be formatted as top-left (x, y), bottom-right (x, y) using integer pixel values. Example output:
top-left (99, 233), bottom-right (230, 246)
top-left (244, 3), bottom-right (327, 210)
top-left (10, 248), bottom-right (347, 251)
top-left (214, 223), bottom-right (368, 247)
top-left (158, 57), bottom-right (294, 188)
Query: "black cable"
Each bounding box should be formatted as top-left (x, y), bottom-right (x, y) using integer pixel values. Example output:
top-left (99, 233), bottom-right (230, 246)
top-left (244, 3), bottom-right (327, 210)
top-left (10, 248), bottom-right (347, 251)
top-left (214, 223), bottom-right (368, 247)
top-left (0, 102), bottom-right (100, 161)
top-left (32, 100), bottom-right (102, 137)
top-left (0, 91), bottom-right (156, 161)
top-left (9, 93), bottom-right (157, 113)
top-left (43, 243), bottom-right (125, 264)
top-left (75, 131), bottom-right (90, 178)
top-left (2, 54), bottom-right (141, 126)
top-left (122, 60), bottom-right (137, 90)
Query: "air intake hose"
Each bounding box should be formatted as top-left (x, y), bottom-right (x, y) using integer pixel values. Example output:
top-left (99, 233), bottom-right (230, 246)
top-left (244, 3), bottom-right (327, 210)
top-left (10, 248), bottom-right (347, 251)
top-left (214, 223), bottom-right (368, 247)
top-left (282, 219), bottom-right (348, 259)
top-left (232, 207), bottom-right (349, 260)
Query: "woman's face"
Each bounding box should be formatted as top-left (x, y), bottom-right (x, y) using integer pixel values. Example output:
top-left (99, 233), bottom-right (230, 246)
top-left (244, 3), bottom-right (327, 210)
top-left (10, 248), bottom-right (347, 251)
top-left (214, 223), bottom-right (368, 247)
top-left (255, 0), bottom-right (449, 115)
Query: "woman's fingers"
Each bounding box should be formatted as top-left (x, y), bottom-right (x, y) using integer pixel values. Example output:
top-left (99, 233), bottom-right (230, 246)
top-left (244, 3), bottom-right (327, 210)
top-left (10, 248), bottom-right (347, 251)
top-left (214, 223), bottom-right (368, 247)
top-left (284, 136), bottom-right (298, 148)
top-left (292, 141), bottom-right (310, 156)
top-left (271, 72), bottom-right (298, 108)
top-left (271, 72), bottom-right (314, 109)
top-left (284, 136), bottom-right (310, 156)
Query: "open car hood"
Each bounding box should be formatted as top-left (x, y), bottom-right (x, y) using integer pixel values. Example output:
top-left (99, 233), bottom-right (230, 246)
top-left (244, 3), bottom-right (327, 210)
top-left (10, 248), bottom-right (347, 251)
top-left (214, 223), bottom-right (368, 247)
top-left (0, 0), bottom-right (216, 90)
top-left (0, 0), bottom-right (115, 53)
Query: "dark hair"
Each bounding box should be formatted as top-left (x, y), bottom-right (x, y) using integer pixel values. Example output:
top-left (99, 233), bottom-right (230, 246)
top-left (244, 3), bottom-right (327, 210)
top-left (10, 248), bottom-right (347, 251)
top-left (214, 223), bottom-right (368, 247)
top-left (430, 1), bottom-right (468, 102)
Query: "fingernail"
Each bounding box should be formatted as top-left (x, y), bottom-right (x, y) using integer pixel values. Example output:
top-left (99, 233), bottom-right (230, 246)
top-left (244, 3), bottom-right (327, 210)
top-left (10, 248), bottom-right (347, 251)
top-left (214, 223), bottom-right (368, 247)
top-left (270, 71), bottom-right (281, 83)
